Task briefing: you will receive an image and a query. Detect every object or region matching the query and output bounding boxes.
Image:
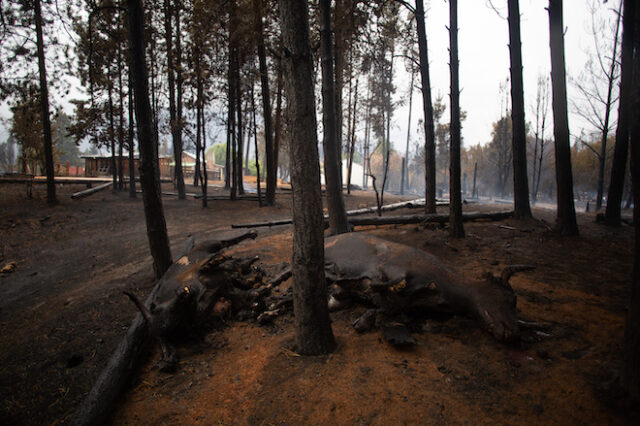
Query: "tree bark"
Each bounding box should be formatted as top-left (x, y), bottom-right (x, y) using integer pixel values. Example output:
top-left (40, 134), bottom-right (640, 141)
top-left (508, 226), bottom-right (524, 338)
top-left (449, 0), bottom-right (464, 238)
top-left (274, 56), bottom-right (283, 191)
top-left (117, 45), bottom-right (126, 191)
top-left (127, 0), bottom-right (173, 279)
top-left (402, 70), bottom-right (415, 195)
top-left (200, 90), bottom-right (208, 208)
top-left (164, 0), bottom-right (185, 199)
top-left (254, 0), bottom-right (275, 206)
top-left (108, 81), bottom-right (117, 193)
top-left (623, 0), bottom-right (640, 403)
top-left (347, 76), bottom-right (358, 195)
top-left (251, 80), bottom-right (263, 206)
top-left (606, 0), bottom-right (635, 226)
top-left (508, 0), bottom-right (532, 219)
top-left (415, 0), bottom-right (437, 214)
top-left (175, 1), bottom-right (186, 199)
top-left (128, 66), bottom-right (136, 199)
top-left (235, 60), bottom-right (244, 196)
top-left (319, 0), bottom-right (350, 235)
top-left (278, 0), bottom-right (336, 355)
top-left (34, 0), bottom-right (56, 205)
top-left (595, 4), bottom-right (622, 211)
top-left (548, 0), bottom-right (578, 235)
top-left (231, 210), bottom-right (513, 229)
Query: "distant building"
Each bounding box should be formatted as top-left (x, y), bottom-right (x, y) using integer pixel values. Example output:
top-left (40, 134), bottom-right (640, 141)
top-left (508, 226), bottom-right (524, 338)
top-left (169, 151), bottom-right (224, 181)
top-left (82, 154), bottom-right (171, 178)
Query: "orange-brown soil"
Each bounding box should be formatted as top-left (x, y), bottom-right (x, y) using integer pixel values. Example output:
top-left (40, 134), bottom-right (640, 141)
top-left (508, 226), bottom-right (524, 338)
top-left (0, 181), bottom-right (636, 425)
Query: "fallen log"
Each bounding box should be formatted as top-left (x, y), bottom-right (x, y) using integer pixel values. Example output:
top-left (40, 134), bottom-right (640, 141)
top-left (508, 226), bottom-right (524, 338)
top-left (347, 211), bottom-right (513, 226)
top-left (135, 190), bottom-right (199, 197)
top-left (71, 182), bottom-right (112, 199)
top-left (231, 211), bottom-right (514, 229)
top-left (345, 198), bottom-right (448, 216)
top-left (193, 194), bottom-right (262, 201)
top-left (70, 230), bottom-right (257, 426)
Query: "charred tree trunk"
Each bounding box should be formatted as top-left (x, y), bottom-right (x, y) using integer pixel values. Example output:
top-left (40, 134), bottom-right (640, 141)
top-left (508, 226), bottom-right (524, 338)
top-left (201, 104), bottom-right (208, 208)
top-left (108, 81), bottom-right (117, 193)
top-left (235, 65), bottom-right (244, 196)
top-left (127, 0), bottom-right (173, 278)
top-left (251, 80), bottom-right (263, 206)
top-left (273, 56), bottom-right (283, 191)
top-left (548, 0), bottom-right (578, 235)
top-left (196, 87), bottom-right (203, 191)
top-left (175, 1), bottom-right (186, 199)
top-left (319, 0), bottom-right (350, 235)
top-left (415, 0), bottom-right (437, 214)
top-left (595, 4), bottom-right (622, 211)
top-left (118, 46), bottom-right (126, 191)
top-left (199, 64), bottom-right (208, 208)
top-left (253, 0), bottom-right (275, 206)
top-left (226, 73), bottom-right (232, 190)
top-left (402, 70), bottom-right (415, 196)
top-left (508, 0), bottom-right (532, 219)
top-left (279, 0), bottom-right (336, 355)
top-left (128, 65), bottom-right (136, 199)
top-left (623, 0), bottom-right (640, 403)
top-left (165, 0), bottom-right (185, 199)
top-left (448, 0), bottom-right (464, 238)
top-left (472, 162), bottom-right (478, 198)
top-left (347, 78), bottom-right (358, 195)
top-left (34, 0), bottom-right (56, 205)
top-left (228, 19), bottom-right (238, 200)
top-left (606, 0), bottom-right (635, 226)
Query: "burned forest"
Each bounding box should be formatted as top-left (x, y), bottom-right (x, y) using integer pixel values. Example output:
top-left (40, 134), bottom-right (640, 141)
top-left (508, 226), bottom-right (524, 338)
top-left (0, 0), bottom-right (639, 424)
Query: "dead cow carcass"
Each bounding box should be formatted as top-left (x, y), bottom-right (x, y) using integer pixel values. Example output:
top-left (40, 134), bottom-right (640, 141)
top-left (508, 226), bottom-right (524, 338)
top-left (124, 230), bottom-right (265, 371)
top-left (324, 232), bottom-right (533, 342)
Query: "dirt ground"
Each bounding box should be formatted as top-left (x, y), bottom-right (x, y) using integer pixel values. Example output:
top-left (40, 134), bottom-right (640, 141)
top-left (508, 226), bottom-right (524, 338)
top-left (0, 180), bottom-right (636, 425)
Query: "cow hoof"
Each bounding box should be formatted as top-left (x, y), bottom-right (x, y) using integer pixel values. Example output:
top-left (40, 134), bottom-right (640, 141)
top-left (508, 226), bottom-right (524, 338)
top-left (352, 309), bottom-right (377, 333)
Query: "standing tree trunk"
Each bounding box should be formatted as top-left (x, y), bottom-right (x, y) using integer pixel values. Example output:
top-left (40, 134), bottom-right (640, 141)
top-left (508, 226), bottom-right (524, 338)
top-left (472, 161), bottom-right (478, 198)
top-left (175, 1), bottom-right (186, 199)
top-left (508, 0), bottom-right (532, 219)
top-left (251, 80), bottom-right (263, 206)
top-left (606, 0), bottom-right (635, 226)
top-left (197, 52), bottom-right (208, 208)
top-left (127, 0), bottom-right (172, 278)
top-left (201, 102), bottom-right (208, 208)
top-left (164, 0), bottom-right (185, 199)
top-left (448, 0), bottom-right (464, 238)
top-left (415, 0), bottom-right (436, 214)
top-left (108, 81), bottom-right (117, 193)
top-left (595, 3), bottom-right (623, 211)
top-left (347, 77), bottom-right (358, 195)
top-left (319, 0), bottom-right (350, 235)
top-left (235, 63), bottom-right (244, 196)
top-left (34, 0), bottom-right (56, 205)
top-left (118, 45), bottom-right (126, 191)
top-left (278, 0), bottom-right (336, 355)
top-left (226, 60), bottom-right (233, 191)
top-left (380, 50), bottom-right (394, 204)
top-left (253, 0), bottom-right (275, 206)
top-left (402, 70), bottom-right (414, 196)
top-left (622, 0), bottom-right (640, 403)
top-left (548, 0), bottom-right (578, 235)
top-left (128, 66), bottom-right (136, 199)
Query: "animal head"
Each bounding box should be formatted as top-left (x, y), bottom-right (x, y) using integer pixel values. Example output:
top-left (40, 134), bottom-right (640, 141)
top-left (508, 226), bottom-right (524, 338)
top-left (476, 265), bottom-right (534, 342)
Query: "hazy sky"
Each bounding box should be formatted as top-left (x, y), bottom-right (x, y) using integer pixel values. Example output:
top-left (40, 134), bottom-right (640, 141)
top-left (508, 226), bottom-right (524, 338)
top-left (389, 0), bottom-right (618, 154)
top-left (0, 0), bottom-right (619, 160)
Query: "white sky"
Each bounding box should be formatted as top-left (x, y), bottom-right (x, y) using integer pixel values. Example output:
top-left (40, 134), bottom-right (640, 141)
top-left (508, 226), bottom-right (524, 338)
top-left (0, 0), bottom-right (619, 159)
top-left (388, 0), bottom-right (618, 154)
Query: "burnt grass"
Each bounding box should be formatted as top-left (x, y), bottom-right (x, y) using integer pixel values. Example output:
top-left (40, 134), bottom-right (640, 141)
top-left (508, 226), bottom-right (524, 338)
top-left (0, 182), bottom-right (636, 425)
